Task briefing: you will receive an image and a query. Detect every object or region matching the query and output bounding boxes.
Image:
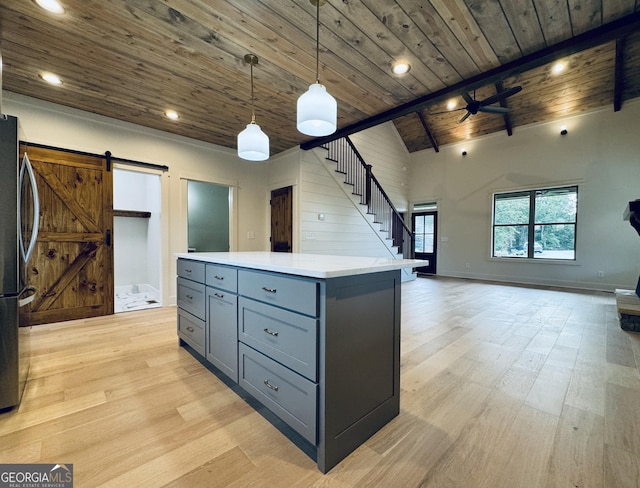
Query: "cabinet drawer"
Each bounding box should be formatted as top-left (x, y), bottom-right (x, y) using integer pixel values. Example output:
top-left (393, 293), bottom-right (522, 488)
top-left (239, 297), bottom-right (317, 381)
top-left (177, 277), bottom-right (206, 320)
top-left (206, 264), bottom-right (238, 292)
top-left (239, 343), bottom-right (317, 444)
top-left (238, 270), bottom-right (318, 316)
top-left (178, 309), bottom-right (205, 356)
top-left (177, 259), bottom-right (205, 283)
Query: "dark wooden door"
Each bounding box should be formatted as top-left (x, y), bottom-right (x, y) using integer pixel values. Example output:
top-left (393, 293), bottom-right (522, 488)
top-left (413, 211), bottom-right (437, 275)
top-left (21, 145), bottom-right (114, 325)
top-left (270, 186), bottom-right (292, 252)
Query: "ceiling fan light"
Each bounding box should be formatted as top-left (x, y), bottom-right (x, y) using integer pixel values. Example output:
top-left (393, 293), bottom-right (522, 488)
top-left (237, 122), bottom-right (269, 161)
top-left (297, 83), bottom-right (337, 136)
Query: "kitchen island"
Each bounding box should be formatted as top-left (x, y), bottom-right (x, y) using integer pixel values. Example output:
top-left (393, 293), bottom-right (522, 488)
top-left (175, 252), bottom-right (424, 473)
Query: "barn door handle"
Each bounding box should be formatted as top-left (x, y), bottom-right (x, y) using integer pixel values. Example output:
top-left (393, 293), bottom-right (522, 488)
top-left (106, 229), bottom-right (112, 247)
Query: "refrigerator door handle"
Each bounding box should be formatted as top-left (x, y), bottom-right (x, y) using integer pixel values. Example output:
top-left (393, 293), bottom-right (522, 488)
top-left (19, 153), bottom-right (40, 264)
top-left (18, 286), bottom-right (37, 308)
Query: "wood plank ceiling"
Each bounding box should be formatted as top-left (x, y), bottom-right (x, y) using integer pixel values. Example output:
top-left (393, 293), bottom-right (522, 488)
top-left (1, 1), bottom-right (639, 156)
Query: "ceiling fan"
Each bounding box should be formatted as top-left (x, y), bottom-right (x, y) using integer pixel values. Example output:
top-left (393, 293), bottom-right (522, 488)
top-left (454, 85), bottom-right (522, 123)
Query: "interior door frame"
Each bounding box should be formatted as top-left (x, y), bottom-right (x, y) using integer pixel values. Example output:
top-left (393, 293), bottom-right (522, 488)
top-left (268, 180), bottom-right (298, 252)
top-left (412, 210), bottom-right (438, 275)
top-left (270, 186), bottom-right (293, 252)
top-left (179, 175), bottom-right (238, 253)
top-left (112, 164), bottom-right (165, 308)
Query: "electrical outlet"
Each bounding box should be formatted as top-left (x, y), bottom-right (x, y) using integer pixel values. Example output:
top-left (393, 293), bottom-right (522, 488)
top-left (597, 270), bottom-right (604, 278)
top-left (465, 262), bottom-right (471, 269)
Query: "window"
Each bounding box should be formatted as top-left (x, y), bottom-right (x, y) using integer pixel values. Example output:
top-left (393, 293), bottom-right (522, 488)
top-left (492, 186), bottom-right (577, 260)
top-left (414, 213), bottom-right (435, 253)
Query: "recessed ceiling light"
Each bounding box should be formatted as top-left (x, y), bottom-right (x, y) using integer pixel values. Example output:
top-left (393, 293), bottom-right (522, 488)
top-left (391, 62), bottom-right (411, 75)
top-left (551, 61), bottom-right (566, 75)
top-left (35, 0), bottom-right (65, 14)
top-left (40, 72), bottom-right (62, 85)
top-left (164, 110), bottom-right (179, 120)
top-left (447, 99), bottom-right (457, 110)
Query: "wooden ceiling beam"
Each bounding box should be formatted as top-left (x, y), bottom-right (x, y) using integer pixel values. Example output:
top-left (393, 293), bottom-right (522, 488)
top-left (614, 37), bottom-right (626, 112)
top-left (417, 111), bottom-right (439, 153)
top-left (301, 11), bottom-right (640, 150)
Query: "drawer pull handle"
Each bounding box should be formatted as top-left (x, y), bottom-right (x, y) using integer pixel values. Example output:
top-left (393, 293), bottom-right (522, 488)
top-left (185, 269), bottom-right (192, 273)
top-left (186, 326), bottom-right (194, 333)
top-left (185, 294), bottom-right (193, 300)
top-left (214, 275), bottom-right (224, 280)
top-left (262, 286), bottom-right (277, 294)
top-left (214, 293), bottom-right (224, 299)
top-left (263, 328), bottom-right (279, 337)
top-left (263, 380), bottom-right (279, 392)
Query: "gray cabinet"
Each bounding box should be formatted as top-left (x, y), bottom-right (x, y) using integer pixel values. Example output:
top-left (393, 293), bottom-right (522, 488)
top-left (239, 296), bottom-right (317, 381)
top-left (176, 260), bottom-right (206, 355)
top-left (177, 308), bottom-right (205, 356)
top-left (177, 257), bottom-right (401, 474)
top-left (237, 270), bottom-right (320, 444)
top-left (206, 265), bottom-right (238, 382)
top-left (239, 342), bottom-right (317, 443)
top-left (177, 259), bottom-right (205, 284)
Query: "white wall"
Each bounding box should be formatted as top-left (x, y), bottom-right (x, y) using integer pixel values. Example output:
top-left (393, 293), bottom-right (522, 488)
top-left (4, 92), bottom-right (270, 306)
top-left (409, 99), bottom-right (640, 291)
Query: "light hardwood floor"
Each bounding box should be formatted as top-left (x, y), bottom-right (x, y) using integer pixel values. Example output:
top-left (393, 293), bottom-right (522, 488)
top-left (1, 277), bottom-right (639, 487)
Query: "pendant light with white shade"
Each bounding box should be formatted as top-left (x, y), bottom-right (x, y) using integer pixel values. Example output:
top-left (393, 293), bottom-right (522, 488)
top-left (297, 0), bottom-right (337, 137)
top-left (237, 54), bottom-right (269, 161)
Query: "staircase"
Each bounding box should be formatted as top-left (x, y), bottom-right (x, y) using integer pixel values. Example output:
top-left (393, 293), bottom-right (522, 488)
top-left (320, 137), bottom-right (414, 262)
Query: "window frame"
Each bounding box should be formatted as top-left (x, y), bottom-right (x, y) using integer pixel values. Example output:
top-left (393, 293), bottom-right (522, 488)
top-left (491, 185), bottom-right (578, 261)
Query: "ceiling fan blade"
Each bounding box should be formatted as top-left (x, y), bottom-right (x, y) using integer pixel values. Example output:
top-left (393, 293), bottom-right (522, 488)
top-left (480, 85), bottom-right (522, 106)
top-left (461, 91), bottom-right (475, 105)
top-left (459, 111), bottom-right (472, 123)
top-left (478, 105), bottom-right (511, 114)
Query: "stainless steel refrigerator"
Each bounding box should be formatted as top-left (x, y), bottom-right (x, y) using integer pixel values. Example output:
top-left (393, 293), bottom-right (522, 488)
top-left (0, 114), bottom-right (39, 411)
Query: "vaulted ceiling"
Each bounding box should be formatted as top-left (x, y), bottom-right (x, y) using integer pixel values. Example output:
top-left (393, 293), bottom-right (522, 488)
top-left (1, 1), bottom-right (639, 155)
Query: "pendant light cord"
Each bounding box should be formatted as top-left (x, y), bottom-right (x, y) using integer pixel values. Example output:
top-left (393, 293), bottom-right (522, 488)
top-left (250, 55), bottom-right (256, 124)
top-left (315, 0), bottom-right (320, 84)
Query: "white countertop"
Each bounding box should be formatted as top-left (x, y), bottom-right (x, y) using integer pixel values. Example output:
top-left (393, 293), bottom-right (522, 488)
top-left (176, 252), bottom-right (427, 279)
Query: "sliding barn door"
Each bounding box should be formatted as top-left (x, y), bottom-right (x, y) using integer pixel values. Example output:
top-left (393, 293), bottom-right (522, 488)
top-left (21, 145), bottom-right (114, 325)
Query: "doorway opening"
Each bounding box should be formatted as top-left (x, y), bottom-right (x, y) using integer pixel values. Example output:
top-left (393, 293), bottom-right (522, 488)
top-left (113, 168), bottom-right (162, 313)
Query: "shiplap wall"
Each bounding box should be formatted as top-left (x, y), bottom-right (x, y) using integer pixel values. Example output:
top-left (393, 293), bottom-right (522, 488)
top-left (349, 121), bottom-right (411, 212)
top-left (297, 129), bottom-right (412, 257)
top-left (298, 149), bottom-right (390, 256)
top-left (294, 122), bottom-right (411, 257)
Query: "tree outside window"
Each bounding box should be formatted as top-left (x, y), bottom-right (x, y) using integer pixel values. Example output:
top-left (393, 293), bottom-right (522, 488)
top-left (492, 186), bottom-right (577, 260)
